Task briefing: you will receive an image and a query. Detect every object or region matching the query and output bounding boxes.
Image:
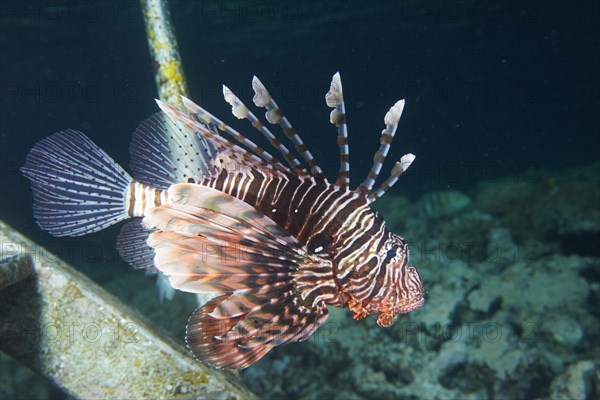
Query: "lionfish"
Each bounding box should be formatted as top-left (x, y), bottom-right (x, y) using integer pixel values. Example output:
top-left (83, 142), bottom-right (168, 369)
top-left (21, 73), bottom-right (425, 369)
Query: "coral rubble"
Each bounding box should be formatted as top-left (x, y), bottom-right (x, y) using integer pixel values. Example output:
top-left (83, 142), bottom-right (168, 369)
top-left (241, 163), bottom-right (600, 399)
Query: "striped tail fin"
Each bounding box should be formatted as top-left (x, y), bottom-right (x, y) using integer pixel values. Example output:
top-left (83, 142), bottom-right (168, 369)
top-left (21, 130), bottom-right (133, 237)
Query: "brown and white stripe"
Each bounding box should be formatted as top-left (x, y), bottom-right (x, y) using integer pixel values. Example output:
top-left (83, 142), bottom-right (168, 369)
top-left (126, 181), bottom-right (168, 217)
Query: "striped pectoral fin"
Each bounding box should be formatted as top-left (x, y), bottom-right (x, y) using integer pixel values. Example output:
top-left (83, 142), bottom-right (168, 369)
top-left (186, 294), bottom-right (268, 370)
top-left (148, 230), bottom-right (296, 293)
top-left (140, 182), bottom-right (330, 368)
top-left (186, 285), bottom-right (329, 369)
top-left (155, 183), bottom-right (300, 248)
top-left (145, 201), bottom-right (302, 263)
top-left (143, 183), bottom-right (311, 294)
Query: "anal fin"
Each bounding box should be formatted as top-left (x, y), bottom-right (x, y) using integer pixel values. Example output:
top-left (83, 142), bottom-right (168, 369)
top-left (117, 219), bottom-right (176, 302)
top-left (117, 219), bottom-right (156, 272)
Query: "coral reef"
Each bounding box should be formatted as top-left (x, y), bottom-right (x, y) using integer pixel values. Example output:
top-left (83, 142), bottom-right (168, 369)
top-left (548, 360), bottom-right (599, 400)
top-left (5, 162), bottom-right (597, 399)
top-left (241, 162), bottom-right (600, 399)
top-left (413, 190), bottom-right (472, 219)
top-left (475, 163), bottom-right (600, 253)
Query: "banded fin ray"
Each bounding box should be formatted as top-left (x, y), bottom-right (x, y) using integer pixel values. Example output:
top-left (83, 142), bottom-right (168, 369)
top-left (180, 96), bottom-right (287, 171)
top-left (367, 153), bottom-right (415, 203)
top-left (252, 76), bottom-right (327, 181)
top-left (21, 130), bottom-right (132, 236)
top-left (221, 85), bottom-right (305, 173)
top-left (359, 99), bottom-right (415, 197)
top-left (325, 72), bottom-right (350, 188)
top-left (156, 100), bottom-right (275, 174)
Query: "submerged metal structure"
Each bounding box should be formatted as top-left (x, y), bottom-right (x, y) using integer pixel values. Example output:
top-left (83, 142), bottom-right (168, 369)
top-left (0, 222), bottom-right (256, 399)
top-left (1, 1), bottom-right (257, 398)
top-left (140, 0), bottom-right (189, 109)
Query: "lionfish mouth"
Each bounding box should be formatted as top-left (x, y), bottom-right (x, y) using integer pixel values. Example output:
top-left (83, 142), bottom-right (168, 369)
top-left (395, 297), bottom-right (425, 315)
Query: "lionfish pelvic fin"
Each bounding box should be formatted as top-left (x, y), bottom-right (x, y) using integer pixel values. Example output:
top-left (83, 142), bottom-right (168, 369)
top-left (186, 288), bottom-right (328, 369)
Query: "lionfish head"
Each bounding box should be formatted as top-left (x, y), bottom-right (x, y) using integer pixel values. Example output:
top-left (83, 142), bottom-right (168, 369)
top-left (368, 232), bottom-right (425, 328)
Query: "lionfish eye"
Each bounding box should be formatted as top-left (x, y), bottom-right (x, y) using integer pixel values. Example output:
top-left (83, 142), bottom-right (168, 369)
top-left (386, 249), bottom-right (396, 259)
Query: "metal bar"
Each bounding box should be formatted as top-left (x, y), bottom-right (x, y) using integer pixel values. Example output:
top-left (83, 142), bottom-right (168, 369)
top-left (0, 221), bottom-right (257, 399)
top-left (140, 0), bottom-right (189, 108)
top-left (0, 252), bottom-right (34, 291)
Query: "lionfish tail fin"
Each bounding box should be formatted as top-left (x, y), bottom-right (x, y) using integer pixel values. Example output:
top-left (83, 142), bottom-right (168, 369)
top-left (325, 72), bottom-right (350, 188)
top-left (359, 99), bottom-right (407, 195)
top-left (252, 76), bottom-right (327, 181)
top-left (21, 130), bottom-right (133, 236)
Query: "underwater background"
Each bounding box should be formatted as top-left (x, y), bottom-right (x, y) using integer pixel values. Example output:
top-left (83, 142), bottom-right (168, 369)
top-left (1, 1), bottom-right (598, 399)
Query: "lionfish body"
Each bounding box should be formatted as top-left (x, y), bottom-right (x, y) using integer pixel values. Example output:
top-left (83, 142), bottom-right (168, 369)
top-left (22, 73), bottom-right (424, 369)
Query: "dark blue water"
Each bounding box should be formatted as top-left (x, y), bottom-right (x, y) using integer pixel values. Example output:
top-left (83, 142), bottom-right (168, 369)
top-left (2, 1), bottom-right (598, 233)
top-left (1, 1), bottom-right (598, 398)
